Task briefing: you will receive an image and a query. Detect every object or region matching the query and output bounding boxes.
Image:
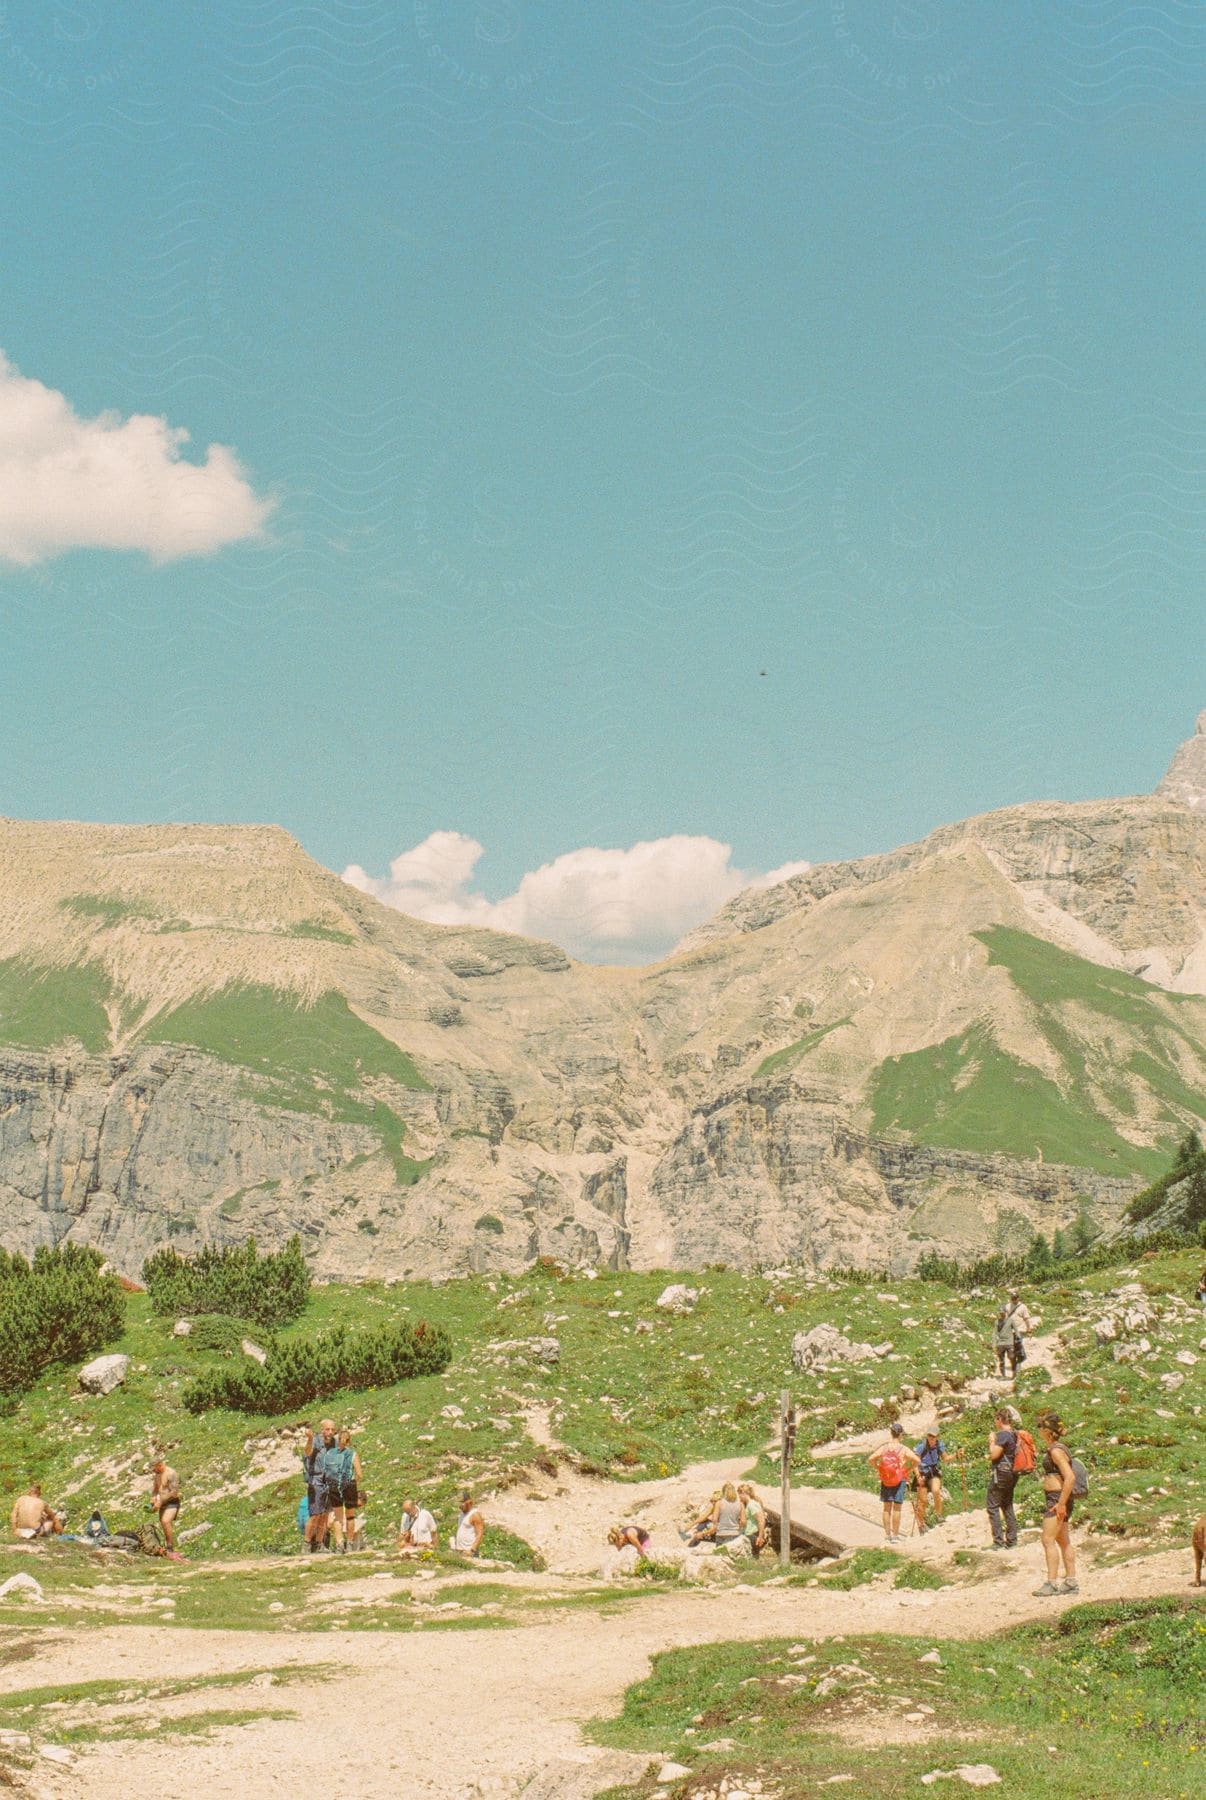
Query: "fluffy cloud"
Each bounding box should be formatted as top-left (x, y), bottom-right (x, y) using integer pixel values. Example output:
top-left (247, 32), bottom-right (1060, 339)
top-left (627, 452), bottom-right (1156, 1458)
top-left (0, 354), bottom-right (272, 566)
top-left (343, 832), bottom-right (810, 964)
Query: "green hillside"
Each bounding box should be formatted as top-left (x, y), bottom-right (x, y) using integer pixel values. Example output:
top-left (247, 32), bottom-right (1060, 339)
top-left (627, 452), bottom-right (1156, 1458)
top-left (869, 930), bottom-right (1205, 1175)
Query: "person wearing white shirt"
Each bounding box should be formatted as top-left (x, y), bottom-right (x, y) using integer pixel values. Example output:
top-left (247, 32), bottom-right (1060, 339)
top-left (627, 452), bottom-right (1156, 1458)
top-left (398, 1498), bottom-right (438, 1551)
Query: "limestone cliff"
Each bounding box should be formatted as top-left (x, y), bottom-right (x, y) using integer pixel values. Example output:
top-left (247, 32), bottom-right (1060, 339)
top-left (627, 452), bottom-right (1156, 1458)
top-left (1, 718), bottom-right (1203, 1277)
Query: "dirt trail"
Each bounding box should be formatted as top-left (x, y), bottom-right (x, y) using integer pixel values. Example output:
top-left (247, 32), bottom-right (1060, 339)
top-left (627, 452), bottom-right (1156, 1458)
top-left (8, 1545), bottom-right (1197, 1800)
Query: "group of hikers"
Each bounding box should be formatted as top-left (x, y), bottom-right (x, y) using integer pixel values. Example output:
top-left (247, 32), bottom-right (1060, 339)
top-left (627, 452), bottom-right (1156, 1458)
top-left (867, 1407), bottom-right (1084, 1595)
top-left (679, 1481), bottom-right (769, 1555)
top-left (298, 1417), bottom-right (486, 1556)
top-left (9, 1460), bottom-right (182, 1553)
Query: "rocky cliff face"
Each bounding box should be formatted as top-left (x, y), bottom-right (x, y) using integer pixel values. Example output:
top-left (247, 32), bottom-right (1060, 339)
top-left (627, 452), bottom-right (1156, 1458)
top-left (1156, 710), bottom-right (1206, 814)
top-left (1, 718), bottom-right (1203, 1278)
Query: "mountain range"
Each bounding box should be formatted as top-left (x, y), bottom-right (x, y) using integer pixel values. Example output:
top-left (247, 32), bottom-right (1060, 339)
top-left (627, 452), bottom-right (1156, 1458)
top-left (1, 715), bottom-right (1204, 1278)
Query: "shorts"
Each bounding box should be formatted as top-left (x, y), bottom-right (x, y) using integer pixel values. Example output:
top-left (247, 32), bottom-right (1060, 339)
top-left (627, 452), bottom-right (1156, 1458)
top-left (880, 1481), bottom-right (908, 1505)
top-left (916, 1469), bottom-right (941, 1490)
top-left (340, 1485), bottom-right (360, 1510)
top-left (308, 1482), bottom-right (333, 1515)
top-left (1044, 1493), bottom-right (1074, 1522)
top-left (158, 1499), bottom-right (181, 1524)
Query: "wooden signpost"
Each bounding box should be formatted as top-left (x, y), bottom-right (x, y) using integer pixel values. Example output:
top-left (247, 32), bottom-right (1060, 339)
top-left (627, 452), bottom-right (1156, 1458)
top-left (779, 1388), bottom-right (796, 1570)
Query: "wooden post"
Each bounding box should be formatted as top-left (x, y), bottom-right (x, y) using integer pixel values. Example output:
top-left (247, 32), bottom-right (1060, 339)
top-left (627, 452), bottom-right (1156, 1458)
top-left (779, 1388), bottom-right (795, 1570)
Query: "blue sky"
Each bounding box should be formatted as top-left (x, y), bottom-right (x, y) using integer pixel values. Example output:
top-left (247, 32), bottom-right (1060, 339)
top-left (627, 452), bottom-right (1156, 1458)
top-left (0, 4), bottom-right (1202, 958)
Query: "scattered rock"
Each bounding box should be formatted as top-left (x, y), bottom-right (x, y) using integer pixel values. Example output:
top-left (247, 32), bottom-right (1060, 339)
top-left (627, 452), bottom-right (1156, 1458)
top-left (78, 1352), bottom-right (130, 1395)
top-left (657, 1766), bottom-right (692, 1784)
top-left (1159, 1372), bottom-right (1186, 1392)
top-left (442, 1405), bottom-right (465, 1419)
top-left (38, 1744), bottom-right (77, 1766)
top-left (1093, 1317), bottom-right (1117, 1345)
top-left (173, 1319), bottom-right (192, 1337)
top-left (656, 1285), bottom-right (698, 1315)
top-left (920, 1766), bottom-right (1001, 1788)
top-left (791, 1323), bottom-right (878, 1373)
top-left (918, 1649), bottom-right (943, 1665)
top-left (635, 1320), bottom-right (654, 1334)
top-left (681, 1550), bottom-right (737, 1585)
top-left (0, 1573), bottom-right (44, 1602)
top-left (1175, 1350), bottom-right (1197, 1367)
top-left (241, 1339), bottom-right (268, 1364)
top-left (532, 1337), bottom-right (561, 1366)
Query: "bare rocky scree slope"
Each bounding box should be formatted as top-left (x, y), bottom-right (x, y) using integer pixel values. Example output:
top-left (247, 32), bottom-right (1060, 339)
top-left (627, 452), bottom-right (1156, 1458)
top-left (1, 719), bottom-right (1204, 1277)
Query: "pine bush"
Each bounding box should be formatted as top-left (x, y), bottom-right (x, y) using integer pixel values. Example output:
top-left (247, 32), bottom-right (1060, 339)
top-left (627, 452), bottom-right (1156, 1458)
top-left (142, 1235), bottom-right (311, 1329)
top-left (0, 1244), bottom-right (125, 1397)
top-left (181, 1317), bottom-right (451, 1416)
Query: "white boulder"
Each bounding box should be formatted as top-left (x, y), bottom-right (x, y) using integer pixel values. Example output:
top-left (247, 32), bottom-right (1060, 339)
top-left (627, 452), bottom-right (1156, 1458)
top-left (172, 1319), bottom-right (192, 1337)
top-left (0, 1573), bottom-right (43, 1602)
top-left (656, 1285), bottom-right (698, 1315)
top-left (791, 1323), bottom-right (878, 1373)
top-left (241, 1339), bottom-right (268, 1364)
top-left (78, 1353), bottom-right (130, 1395)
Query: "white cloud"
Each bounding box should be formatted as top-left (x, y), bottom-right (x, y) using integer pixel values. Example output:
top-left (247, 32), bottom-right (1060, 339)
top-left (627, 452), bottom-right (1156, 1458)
top-left (343, 832), bottom-right (810, 964)
top-left (0, 354), bottom-right (272, 566)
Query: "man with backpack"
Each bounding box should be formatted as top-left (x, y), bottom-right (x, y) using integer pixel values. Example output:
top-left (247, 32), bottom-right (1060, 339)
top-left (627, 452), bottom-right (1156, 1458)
top-left (866, 1422), bottom-right (921, 1543)
top-left (985, 1407), bottom-right (1031, 1549)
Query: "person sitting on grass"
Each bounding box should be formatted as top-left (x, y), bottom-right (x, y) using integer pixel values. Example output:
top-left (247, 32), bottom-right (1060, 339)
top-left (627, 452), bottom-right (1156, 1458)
top-left (453, 1492), bottom-right (485, 1557)
top-left (867, 1422), bottom-right (920, 1543)
top-left (150, 1459), bottom-right (182, 1552)
top-left (1033, 1410), bottom-right (1078, 1597)
top-left (912, 1431), bottom-right (946, 1531)
top-left (10, 1483), bottom-right (63, 1540)
top-left (397, 1498), bottom-right (438, 1553)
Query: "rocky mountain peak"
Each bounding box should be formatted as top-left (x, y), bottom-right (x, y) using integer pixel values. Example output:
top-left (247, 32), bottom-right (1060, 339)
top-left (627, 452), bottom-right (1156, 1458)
top-left (1155, 710), bottom-right (1206, 813)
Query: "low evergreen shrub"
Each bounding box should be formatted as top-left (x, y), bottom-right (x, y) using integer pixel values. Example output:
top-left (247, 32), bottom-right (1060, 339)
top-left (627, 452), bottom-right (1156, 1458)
top-left (0, 1244), bottom-right (125, 1397)
top-left (181, 1317), bottom-right (452, 1415)
top-left (142, 1235), bottom-right (310, 1329)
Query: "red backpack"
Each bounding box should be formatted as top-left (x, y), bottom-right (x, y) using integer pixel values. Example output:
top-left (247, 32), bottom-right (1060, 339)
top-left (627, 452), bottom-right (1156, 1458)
top-left (877, 1447), bottom-right (906, 1486)
top-left (1012, 1430), bottom-right (1037, 1475)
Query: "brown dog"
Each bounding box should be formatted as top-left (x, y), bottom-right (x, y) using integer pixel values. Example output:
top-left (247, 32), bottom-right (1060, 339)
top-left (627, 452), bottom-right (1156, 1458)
top-left (1193, 1515), bottom-right (1206, 1587)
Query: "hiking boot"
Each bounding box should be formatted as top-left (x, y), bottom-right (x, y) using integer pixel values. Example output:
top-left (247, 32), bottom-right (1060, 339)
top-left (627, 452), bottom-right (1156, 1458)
top-left (989, 1540), bottom-right (1005, 1551)
top-left (1060, 1579), bottom-right (1079, 1594)
top-left (1032, 1580), bottom-right (1060, 1596)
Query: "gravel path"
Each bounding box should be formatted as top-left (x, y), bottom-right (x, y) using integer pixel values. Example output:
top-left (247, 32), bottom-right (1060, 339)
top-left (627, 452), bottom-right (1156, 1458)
top-left (11, 1541), bottom-right (1196, 1800)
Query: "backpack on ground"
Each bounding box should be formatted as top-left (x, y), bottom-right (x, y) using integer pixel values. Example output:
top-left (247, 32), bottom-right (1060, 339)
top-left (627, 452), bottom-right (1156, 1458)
top-left (1012, 1430), bottom-right (1037, 1475)
top-left (878, 1448), bottom-right (906, 1486)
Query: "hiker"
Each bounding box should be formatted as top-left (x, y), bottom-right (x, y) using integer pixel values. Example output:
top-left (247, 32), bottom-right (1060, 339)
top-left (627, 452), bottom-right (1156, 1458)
top-left (993, 1310), bottom-right (1017, 1379)
top-left (330, 1429), bottom-right (363, 1554)
top-left (453, 1492), bottom-right (485, 1557)
top-left (912, 1431), bottom-right (946, 1531)
top-left (1033, 1410), bottom-right (1079, 1596)
top-left (867, 1422), bottom-right (920, 1543)
top-left (738, 1483), bottom-right (768, 1555)
top-left (398, 1498), bottom-right (438, 1552)
top-left (1196, 1268), bottom-right (1206, 1312)
top-left (608, 1523), bottom-right (652, 1556)
top-left (710, 1483), bottom-right (746, 1549)
top-left (10, 1483), bottom-right (63, 1540)
top-left (682, 1491), bottom-right (721, 1546)
top-left (150, 1459), bottom-right (182, 1551)
top-left (301, 1419), bottom-right (342, 1553)
top-left (1006, 1291), bottom-right (1032, 1366)
top-left (986, 1409), bottom-right (1020, 1550)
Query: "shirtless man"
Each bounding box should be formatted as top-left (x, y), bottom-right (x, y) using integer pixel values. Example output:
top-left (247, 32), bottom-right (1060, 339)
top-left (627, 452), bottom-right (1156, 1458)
top-left (10, 1483), bottom-right (62, 1540)
top-left (151, 1459), bottom-right (182, 1550)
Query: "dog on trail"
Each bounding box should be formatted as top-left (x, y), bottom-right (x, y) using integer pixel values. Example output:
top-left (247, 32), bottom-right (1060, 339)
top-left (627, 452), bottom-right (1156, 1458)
top-left (1193, 1515), bottom-right (1206, 1587)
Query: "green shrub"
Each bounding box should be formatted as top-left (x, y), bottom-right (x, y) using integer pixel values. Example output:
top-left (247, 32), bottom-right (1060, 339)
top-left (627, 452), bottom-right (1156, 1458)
top-left (0, 1245), bottom-right (125, 1397)
top-left (181, 1317), bottom-right (452, 1415)
top-left (142, 1236), bottom-right (310, 1329)
top-left (185, 1314), bottom-right (252, 1355)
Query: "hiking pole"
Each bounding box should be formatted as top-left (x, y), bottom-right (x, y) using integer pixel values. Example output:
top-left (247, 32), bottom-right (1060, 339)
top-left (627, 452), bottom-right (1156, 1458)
top-left (779, 1389), bottom-right (796, 1571)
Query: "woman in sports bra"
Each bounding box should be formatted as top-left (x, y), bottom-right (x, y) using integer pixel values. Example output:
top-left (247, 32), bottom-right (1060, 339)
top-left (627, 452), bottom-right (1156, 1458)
top-left (1033, 1410), bottom-right (1078, 1597)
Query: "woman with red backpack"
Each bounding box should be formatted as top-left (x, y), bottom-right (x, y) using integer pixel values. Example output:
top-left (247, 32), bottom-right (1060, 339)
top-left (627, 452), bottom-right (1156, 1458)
top-left (866, 1422), bottom-right (921, 1543)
